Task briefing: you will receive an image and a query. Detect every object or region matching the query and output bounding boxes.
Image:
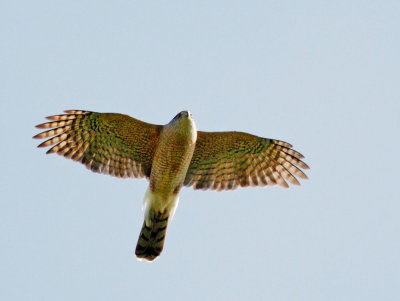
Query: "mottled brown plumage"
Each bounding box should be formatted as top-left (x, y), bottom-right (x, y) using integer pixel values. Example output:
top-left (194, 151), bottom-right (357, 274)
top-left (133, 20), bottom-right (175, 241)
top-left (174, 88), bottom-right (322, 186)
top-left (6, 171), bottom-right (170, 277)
top-left (185, 131), bottom-right (308, 190)
top-left (34, 110), bottom-right (309, 261)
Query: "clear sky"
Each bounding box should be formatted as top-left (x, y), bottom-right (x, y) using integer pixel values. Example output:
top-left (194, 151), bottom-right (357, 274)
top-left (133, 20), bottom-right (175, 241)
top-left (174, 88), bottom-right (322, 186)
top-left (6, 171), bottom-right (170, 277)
top-left (1, 1), bottom-right (399, 300)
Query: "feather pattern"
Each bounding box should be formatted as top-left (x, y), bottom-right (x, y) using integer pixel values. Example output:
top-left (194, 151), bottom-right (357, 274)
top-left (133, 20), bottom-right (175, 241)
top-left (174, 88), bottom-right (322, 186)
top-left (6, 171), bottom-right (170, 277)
top-left (184, 131), bottom-right (309, 190)
top-left (33, 110), bottom-right (161, 179)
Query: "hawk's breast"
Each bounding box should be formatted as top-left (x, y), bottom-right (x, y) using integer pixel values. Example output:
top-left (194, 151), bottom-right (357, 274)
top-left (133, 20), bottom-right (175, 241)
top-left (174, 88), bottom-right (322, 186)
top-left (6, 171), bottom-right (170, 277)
top-left (149, 118), bottom-right (197, 194)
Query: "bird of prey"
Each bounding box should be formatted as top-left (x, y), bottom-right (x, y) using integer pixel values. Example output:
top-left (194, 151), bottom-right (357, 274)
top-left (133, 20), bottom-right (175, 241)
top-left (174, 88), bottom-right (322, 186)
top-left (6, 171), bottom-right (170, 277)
top-left (33, 110), bottom-right (309, 261)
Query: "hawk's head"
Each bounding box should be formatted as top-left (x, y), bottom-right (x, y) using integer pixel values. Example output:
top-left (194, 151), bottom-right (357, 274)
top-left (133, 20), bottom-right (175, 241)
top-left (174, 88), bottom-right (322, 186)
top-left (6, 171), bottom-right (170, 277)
top-left (172, 110), bottom-right (192, 121)
top-left (168, 111), bottom-right (197, 143)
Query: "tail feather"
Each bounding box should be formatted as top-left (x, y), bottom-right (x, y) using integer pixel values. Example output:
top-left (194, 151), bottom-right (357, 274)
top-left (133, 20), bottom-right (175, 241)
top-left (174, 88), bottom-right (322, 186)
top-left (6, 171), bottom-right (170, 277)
top-left (135, 213), bottom-right (169, 261)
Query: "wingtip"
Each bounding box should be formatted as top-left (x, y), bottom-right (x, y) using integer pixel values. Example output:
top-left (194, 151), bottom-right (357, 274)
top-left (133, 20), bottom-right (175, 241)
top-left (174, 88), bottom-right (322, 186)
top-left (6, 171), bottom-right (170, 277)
top-left (35, 122), bottom-right (51, 129)
top-left (45, 148), bottom-right (56, 154)
top-left (37, 140), bottom-right (48, 148)
top-left (281, 181), bottom-right (290, 189)
top-left (64, 110), bottom-right (87, 114)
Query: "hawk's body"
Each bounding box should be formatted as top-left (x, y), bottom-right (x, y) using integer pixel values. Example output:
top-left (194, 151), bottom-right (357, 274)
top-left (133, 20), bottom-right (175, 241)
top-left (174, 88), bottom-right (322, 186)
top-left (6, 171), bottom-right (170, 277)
top-left (34, 110), bottom-right (309, 261)
top-left (137, 112), bottom-right (197, 259)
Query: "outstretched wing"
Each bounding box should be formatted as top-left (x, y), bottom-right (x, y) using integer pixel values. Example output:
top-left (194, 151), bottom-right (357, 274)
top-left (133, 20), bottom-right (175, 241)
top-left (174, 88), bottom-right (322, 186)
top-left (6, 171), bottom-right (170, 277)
top-left (184, 131), bottom-right (309, 190)
top-left (33, 110), bottom-right (161, 179)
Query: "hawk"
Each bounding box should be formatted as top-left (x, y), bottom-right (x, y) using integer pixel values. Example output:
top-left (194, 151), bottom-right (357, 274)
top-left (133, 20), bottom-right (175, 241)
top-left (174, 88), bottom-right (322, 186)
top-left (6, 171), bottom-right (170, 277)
top-left (33, 110), bottom-right (309, 261)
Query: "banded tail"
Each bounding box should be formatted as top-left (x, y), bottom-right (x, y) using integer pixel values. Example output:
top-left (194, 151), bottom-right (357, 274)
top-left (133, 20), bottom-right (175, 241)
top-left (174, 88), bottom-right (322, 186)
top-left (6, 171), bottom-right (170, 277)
top-left (135, 212), bottom-right (170, 261)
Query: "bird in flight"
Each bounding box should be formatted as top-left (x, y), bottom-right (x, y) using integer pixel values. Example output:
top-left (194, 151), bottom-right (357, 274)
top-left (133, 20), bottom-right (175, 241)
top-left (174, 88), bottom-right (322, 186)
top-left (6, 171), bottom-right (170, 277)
top-left (34, 110), bottom-right (309, 261)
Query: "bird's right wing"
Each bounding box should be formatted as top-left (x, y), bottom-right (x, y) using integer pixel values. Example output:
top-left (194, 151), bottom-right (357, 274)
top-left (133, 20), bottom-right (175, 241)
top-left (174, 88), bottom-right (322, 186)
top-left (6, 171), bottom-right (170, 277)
top-left (184, 131), bottom-right (309, 190)
top-left (33, 110), bottom-right (161, 179)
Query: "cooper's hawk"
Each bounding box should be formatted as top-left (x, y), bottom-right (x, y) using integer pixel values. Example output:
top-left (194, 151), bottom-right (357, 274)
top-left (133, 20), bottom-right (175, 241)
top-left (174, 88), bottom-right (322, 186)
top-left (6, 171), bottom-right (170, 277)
top-left (34, 110), bottom-right (309, 261)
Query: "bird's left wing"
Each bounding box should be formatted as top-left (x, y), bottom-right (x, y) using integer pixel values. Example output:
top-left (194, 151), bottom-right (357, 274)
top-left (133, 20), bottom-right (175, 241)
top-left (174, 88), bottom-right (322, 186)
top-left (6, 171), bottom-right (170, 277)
top-left (34, 110), bottom-right (161, 179)
top-left (184, 131), bottom-right (309, 190)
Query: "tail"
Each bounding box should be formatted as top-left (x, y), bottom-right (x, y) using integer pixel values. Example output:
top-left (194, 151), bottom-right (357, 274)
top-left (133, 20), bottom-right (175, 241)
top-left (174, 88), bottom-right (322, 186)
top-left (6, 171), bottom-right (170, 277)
top-left (135, 212), bottom-right (170, 261)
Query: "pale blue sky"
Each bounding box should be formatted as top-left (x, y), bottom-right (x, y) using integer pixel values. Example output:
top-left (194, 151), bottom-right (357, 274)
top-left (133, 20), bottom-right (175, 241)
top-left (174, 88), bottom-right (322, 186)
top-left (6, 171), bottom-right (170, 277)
top-left (1, 1), bottom-right (399, 300)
